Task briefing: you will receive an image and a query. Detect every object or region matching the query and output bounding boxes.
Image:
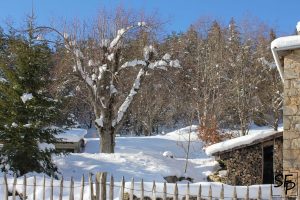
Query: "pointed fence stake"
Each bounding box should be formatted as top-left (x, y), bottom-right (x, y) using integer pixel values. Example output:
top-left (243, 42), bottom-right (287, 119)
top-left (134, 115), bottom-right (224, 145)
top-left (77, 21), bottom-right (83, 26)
top-left (23, 175), bottom-right (27, 200)
top-left (163, 182), bottom-right (167, 200)
top-left (12, 174), bottom-right (17, 200)
top-left (220, 184), bottom-right (224, 200)
top-left (174, 183), bottom-right (178, 200)
top-left (121, 176), bottom-right (125, 200)
top-left (257, 186), bottom-right (261, 200)
top-left (59, 177), bottom-right (64, 200)
top-left (100, 172), bottom-right (107, 200)
top-left (245, 185), bottom-right (249, 200)
top-left (89, 173), bottom-right (94, 200)
top-left (50, 176), bottom-right (54, 200)
top-left (141, 179), bottom-right (144, 200)
top-left (42, 175), bottom-right (46, 200)
top-left (109, 175), bottom-right (114, 200)
top-left (186, 182), bottom-right (190, 200)
top-left (197, 184), bottom-right (202, 200)
top-left (130, 178), bottom-right (134, 200)
top-left (69, 177), bottom-right (74, 200)
top-left (208, 185), bottom-right (212, 200)
top-left (33, 176), bottom-right (36, 200)
top-left (80, 174), bottom-right (84, 200)
top-left (152, 181), bottom-right (156, 200)
top-left (3, 173), bottom-right (8, 200)
top-left (233, 186), bottom-right (237, 200)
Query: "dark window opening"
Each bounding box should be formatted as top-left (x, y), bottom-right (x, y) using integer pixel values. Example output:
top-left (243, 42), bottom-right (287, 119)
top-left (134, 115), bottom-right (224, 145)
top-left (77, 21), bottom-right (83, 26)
top-left (263, 145), bottom-right (274, 184)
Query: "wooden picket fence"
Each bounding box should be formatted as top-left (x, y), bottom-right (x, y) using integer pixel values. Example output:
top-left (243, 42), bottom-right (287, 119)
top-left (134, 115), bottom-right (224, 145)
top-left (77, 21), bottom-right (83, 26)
top-left (1, 172), bottom-right (286, 200)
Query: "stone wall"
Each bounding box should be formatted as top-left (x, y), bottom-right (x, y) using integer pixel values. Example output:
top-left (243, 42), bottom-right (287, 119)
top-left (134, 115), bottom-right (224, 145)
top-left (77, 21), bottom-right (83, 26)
top-left (283, 49), bottom-right (300, 170)
top-left (219, 137), bottom-right (282, 186)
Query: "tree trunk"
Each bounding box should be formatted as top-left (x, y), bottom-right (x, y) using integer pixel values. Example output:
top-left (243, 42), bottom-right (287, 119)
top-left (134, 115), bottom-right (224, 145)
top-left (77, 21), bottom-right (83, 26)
top-left (98, 127), bottom-right (115, 153)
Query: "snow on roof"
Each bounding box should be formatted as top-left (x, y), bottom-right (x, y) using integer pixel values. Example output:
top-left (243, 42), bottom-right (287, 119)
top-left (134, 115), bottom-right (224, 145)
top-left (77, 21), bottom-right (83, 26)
top-left (205, 129), bottom-right (283, 156)
top-left (271, 35), bottom-right (300, 51)
top-left (56, 128), bottom-right (87, 143)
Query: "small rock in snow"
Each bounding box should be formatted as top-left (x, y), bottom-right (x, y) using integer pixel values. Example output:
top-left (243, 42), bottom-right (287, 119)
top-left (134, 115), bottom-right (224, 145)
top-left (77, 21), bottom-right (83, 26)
top-left (162, 151), bottom-right (174, 158)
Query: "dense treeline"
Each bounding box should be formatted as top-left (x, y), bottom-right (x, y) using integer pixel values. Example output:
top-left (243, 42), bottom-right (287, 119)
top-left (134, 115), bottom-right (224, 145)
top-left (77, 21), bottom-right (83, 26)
top-left (117, 18), bottom-right (283, 137)
top-left (56, 16), bottom-right (282, 137)
top-left (0, 10), bottom-right (284, 154)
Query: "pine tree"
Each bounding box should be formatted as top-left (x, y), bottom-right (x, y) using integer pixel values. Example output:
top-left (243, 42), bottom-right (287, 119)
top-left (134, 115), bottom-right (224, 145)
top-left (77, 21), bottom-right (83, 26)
top-left (0, 28), bottom-right (62, 176)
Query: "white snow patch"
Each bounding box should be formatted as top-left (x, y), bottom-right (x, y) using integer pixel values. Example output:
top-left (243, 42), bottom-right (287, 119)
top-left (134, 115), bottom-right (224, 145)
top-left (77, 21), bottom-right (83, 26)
top-left (107, 53), bottom-right (114, 61)
top-left (162, 53), bottom-right (171, 61)
top-left (21, 93), bottom-right (33, 103)
top-left (170, 59), bottom-right (181, 68)
top-left (271, 35), bottom-right (300, 50)
top-left (95, 116), bottom-right (103, 127)
top-left (297, 21), bottom-right (300, 33)
top-left (55, 128), bottom-right (87, 142)
top-left (11, 122), bottom-right (18, 128)
top-left (38, 143), bottom-right (55, 151)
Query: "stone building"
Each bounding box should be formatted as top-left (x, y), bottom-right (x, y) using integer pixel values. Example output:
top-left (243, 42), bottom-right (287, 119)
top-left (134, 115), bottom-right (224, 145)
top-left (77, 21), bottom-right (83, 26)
top-left (271, 31), bottom-right (300, 196)
top-left (206, 130), bottom-right (283, 185)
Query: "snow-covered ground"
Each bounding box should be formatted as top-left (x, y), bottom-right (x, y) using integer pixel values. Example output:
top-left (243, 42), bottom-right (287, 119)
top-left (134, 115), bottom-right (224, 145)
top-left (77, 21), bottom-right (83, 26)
top-left (54, 125), bottom-right (217, 182)
top-left (0, 125), bottom-right (285, 199)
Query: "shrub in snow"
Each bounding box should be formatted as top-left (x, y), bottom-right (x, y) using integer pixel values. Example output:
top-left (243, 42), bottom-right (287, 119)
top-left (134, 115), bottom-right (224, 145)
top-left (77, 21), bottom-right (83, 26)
top-left (162, 151), bottom-right (174, 158)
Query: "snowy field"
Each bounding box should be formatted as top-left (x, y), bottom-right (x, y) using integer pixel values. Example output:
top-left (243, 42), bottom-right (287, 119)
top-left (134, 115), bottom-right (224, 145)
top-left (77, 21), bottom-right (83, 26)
top-left (0, 125), bottom-right (285, 199)
top-left (54, 125), bottom-right (217, 182)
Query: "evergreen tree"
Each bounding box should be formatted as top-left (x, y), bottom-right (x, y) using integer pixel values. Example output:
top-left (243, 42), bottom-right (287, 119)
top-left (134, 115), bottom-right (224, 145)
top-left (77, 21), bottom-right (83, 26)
top-left (0, 29), bottom-right (62, 176)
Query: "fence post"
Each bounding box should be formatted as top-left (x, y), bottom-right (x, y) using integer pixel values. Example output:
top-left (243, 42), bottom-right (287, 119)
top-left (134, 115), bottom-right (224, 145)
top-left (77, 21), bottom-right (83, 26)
top-left (270, 185), bottom-right (273, 200)
top-left (89, 173), bottom-right (94, 200)
top-left (50, 176), bottom-right (54, 200)
top-left (12, 174), bottom-right (17, 200)
top-left (109, 176), bottom-right (114, 200)
top-left (197, 184), bottom-right (202, 200)
top-left (42, 175), bottom-right (46, 200)
top-left (232, 186), bottom-right (237, 200)
top-left (130, 178), bottom-right (134, 200)
top-left (69, 177), bottom-right (74, 200)
top-left (59, 177), bottom-right (64, 200)
top-left (80, 174), bottom-right (85, 200)
top-left (95, 173), bottom-right (100, 200)
top-left (23, 175), bottom-right (27, 200)
top-left (152, 181), bottom-right (156, 200)
top-left (163, 182), bottom-right (167, 200)
top-left (141, 179), bottom-right (144, 200)
top-left (220, 184), bottom-right (224, 200)
top-left (33, 176), bottom-right (36, 200)
top-left (100, 172), bottom-right (107, 200)
top-left (121, 176), bottom-right (125, 200)
top-left (173, 183), bottom-right (178, 200)
top-left (245, 186), bottom-right (249, 200)
top-left (257, 186), bottom-right (261, 200)
top-left (3, 173), bottom-right (8, 200)
top-left (208, 185), bottom-right (212, 200)
top-left (186, 182), bottom-right (190, 200)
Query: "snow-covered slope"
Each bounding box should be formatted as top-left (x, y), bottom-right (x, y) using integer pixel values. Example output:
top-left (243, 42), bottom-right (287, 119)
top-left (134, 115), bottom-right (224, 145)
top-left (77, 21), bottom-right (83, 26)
top-left (54, 125), bottom-right (217, 182)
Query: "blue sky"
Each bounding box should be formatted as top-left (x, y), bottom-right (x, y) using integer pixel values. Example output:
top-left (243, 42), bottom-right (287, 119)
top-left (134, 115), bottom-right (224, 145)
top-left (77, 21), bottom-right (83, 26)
top-left (1, 0), bottom-right (299, 36)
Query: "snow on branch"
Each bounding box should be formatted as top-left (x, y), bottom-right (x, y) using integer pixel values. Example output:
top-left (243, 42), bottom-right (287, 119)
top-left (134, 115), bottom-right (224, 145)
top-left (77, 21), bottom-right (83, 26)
top-left (259, 57), bottom-right (276, 69)
top-left (112, 68), bottom-right (145, 127)
top-left (119, 59), bottom-right (146, 70)
top-left (64, 34), bottom-right (94, 90)
top-left (109, 22), bottom-right (147, 50)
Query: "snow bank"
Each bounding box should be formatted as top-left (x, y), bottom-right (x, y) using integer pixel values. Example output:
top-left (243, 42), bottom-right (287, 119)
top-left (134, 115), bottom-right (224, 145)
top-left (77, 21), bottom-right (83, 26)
top-left (205, 127), bottom-right (283, 156)
top-left (271, 35), bottom-right (300, 50)
top-left (55, 128), bottom-right (87, 142)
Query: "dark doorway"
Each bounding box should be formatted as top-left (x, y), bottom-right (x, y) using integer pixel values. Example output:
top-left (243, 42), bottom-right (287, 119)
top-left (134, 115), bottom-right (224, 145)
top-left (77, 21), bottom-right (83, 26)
top-left (263, 145), bottom-right (274, 184)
